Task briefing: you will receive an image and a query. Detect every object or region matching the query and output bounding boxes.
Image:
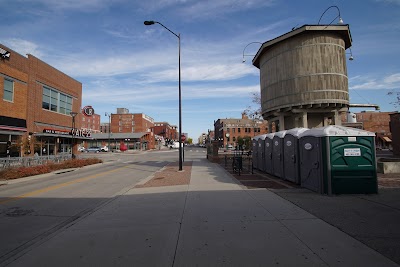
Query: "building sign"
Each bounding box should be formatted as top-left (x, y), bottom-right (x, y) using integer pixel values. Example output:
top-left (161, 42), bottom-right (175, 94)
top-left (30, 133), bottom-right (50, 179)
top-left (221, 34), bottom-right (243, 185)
top-left (43, 128), bottom-right (92, 138)
top-left (43, 129), bottom-right (70, 135)
top-left (71, 128), bottom-right (92, 138)
top-left (82, 106), bottom-right (95, 117)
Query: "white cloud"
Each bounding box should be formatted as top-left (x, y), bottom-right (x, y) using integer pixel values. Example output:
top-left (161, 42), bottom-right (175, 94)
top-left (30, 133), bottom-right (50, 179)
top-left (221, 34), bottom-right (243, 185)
top-left (375, 0), bottom-right (400, 5)
top-left (350, 73), bottom-right (400, 90)
top-left (3, 38), bottom-right (44, 58)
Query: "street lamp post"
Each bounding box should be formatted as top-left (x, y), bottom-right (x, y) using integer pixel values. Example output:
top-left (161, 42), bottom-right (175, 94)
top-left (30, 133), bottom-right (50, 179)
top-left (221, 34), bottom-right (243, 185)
top-left (144, 20), bottom-right (183, 171)
top-left (242, 42), bottom-right (262, 63)
top-left (70, 111), bottom-right (78, 159)
top-left (105, 112), bottom-right (111, 152)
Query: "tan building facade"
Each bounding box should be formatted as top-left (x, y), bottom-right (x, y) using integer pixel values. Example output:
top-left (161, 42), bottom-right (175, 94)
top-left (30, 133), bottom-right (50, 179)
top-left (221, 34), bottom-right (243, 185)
top-left (253, 25), bottom-right (353, 131)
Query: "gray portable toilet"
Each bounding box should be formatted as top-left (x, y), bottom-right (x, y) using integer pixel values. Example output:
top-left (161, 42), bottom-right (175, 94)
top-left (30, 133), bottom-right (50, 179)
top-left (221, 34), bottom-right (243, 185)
top-left (252, 135), bottom-right (261, 170)
top-left (264, 133), bottom-right (275, 174)
top-left (298, 126), bottom-right (377, 194)
top-left (257, 134), bottom-right (267, 172)
top-left (272, 131), bottom-right (287, 178)
top-left (283, 128), bottom-right (309, 184)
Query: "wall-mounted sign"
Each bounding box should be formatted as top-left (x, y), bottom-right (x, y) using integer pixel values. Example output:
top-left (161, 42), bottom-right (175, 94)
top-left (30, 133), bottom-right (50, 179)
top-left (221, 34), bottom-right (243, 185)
top-left (43, 129), bottom-right (70, 135)
top-left (71, 128), bottom-right (92, 138)
top-left (82, 106), bottom-right (95, 117)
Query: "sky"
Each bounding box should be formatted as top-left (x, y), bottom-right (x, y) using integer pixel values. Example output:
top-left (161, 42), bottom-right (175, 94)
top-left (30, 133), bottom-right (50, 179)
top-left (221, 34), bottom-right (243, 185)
top-left (1, 0), bottom-right (399, 141)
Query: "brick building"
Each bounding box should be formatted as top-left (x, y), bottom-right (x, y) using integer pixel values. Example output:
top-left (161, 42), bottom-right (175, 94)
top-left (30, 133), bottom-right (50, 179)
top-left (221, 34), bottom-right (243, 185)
top-left (342, 111), bottom-right (393, 149)
top-left (153, 122), bottom-right (177, 142)
top-left (214, 113), bottom-right (269, 148)
top-left (0, 44), bottom-right (85, 157)
top-left (81, 112), bottom-right (100, 133)
top-left (89, 109), bottom-right (156, 150)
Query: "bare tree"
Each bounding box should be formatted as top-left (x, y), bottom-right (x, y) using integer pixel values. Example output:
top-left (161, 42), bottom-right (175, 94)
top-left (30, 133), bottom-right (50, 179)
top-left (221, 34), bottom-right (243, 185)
top-left (388, 90), bottom-right (400, 109)
top-left (243, 92), bottom-right (263, 120)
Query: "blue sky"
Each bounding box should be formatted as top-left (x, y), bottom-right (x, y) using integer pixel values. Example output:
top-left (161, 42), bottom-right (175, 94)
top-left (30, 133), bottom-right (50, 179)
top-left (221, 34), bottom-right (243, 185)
top-left (1, 0), bottom-right (399, 141)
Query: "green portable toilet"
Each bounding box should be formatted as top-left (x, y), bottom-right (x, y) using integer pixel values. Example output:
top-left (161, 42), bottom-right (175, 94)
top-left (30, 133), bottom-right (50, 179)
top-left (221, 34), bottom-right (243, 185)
top-left (298, 126), bottom-right (377, 195)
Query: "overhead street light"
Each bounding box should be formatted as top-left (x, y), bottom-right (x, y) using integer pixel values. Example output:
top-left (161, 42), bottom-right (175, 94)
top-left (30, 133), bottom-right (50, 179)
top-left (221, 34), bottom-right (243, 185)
top-left (242, 42), bottom-right (262, 63)
top-left (318, 5), bottom-right (344, 25)
top-left (144, 20), bottom-right (183, 171)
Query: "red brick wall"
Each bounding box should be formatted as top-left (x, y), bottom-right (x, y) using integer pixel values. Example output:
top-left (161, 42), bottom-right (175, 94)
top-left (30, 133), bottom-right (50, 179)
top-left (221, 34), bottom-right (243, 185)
top-left (0, 44), bottom-right (29, 120)
top-left (81, 113), bottom-right (100, 132)
top-left (26, 55), bottom-right (82, 133)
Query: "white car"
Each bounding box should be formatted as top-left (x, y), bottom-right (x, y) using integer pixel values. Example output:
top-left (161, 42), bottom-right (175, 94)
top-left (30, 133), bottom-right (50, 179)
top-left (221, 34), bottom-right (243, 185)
top-left (169, 142), bottom-right (183, 149)
top-left (101, 146), bottom-right (109, 152)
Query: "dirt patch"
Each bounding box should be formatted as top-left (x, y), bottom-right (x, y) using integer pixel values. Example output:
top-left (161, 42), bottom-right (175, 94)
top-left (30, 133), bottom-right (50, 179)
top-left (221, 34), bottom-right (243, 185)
top-left (135, 161), bottom-right (192, 188)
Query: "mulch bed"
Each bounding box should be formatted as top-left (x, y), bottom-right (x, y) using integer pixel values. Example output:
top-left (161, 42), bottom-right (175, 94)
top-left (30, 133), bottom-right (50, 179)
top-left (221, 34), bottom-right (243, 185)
top-left (134, 161), bottom-right (192, 188)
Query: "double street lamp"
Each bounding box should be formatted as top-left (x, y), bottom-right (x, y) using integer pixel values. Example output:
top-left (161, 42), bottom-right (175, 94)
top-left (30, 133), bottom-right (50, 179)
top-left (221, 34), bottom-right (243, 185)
top-left (144, 20), bottom-right (183, 171)
top-left (70, 111), bottom-right (78, 159)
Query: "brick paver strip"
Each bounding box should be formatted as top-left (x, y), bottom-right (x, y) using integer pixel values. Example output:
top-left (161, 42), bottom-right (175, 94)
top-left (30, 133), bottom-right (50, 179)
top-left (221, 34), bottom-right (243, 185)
top-left (135, 161), bottom-right (192, 188)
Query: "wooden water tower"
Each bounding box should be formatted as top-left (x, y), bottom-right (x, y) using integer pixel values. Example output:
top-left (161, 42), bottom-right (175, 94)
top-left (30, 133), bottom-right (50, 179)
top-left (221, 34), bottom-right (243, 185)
top-left (252, 24), bottom-right (352, 131)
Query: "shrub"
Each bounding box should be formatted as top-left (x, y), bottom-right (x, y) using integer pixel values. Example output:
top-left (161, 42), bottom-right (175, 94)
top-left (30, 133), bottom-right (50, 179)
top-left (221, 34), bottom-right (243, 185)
top-left (0, 158), bottom-right (103, 180)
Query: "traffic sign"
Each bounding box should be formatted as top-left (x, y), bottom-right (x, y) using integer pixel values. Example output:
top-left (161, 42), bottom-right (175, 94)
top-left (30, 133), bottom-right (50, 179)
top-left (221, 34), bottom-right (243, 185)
top-left (181, 135), bottom-right (186, 142)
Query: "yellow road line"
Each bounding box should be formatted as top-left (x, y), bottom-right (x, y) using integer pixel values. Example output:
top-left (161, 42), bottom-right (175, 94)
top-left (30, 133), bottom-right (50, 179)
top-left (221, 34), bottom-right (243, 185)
top-left (0, 165), bottom-right (129, 205)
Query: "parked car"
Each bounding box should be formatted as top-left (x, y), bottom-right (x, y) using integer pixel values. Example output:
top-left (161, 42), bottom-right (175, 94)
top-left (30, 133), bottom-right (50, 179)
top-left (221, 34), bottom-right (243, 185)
top-left (78, 146), bottom-right (85, 152)
top-left (85, 147), bottom-right (101, 153)
top-left (101, 146), bottom-right (109, 152)
top-left (169, 142), bottom-right (183, 149)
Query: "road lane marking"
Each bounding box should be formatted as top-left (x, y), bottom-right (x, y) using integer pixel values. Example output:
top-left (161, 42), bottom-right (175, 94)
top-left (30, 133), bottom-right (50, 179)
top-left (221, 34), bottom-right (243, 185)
top-left (0, 165), bottom-right (130, 205)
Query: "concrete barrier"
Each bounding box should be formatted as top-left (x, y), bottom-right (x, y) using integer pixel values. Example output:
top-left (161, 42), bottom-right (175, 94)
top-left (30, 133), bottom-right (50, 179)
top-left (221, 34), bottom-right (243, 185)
top-left (377, 158), bottom-right (400, 173)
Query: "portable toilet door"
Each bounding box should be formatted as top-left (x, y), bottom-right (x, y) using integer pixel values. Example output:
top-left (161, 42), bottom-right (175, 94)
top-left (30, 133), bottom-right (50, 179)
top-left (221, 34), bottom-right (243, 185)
top-left (258, 135), bottom-right (267, 172)
top-left (272, 131), bottom-right (286, 178)
top-left (283, 128), bottom-right (309, 184)
top-left (264, 133), bottom-right (275, 174)
top-left (252, 136), bottom-right (260, 170)
top-left (323, 126), bottom-right (377, 194)
top-left (298, 134), bottom-right (324, 193)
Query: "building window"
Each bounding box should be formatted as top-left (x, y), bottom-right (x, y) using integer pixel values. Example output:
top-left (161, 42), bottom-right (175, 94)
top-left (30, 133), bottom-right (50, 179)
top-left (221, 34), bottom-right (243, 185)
top-left (42, 86), bottom-right (72, 115)
top-left (238, 128), bottom-right (241, 133)
top-left (232, 128), bottom-right (235, 133)
top-left (3, 79), bottom-right (14, 102)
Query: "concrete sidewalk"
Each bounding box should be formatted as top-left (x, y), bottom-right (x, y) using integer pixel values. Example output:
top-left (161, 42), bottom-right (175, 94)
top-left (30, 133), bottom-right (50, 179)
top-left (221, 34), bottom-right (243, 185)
top-left (8, 158), bottom-right (399, 266)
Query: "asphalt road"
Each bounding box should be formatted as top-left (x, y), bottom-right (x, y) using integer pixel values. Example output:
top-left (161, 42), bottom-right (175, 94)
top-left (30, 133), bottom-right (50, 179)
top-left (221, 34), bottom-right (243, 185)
top-left (0, 148), bottom-right (206, 266)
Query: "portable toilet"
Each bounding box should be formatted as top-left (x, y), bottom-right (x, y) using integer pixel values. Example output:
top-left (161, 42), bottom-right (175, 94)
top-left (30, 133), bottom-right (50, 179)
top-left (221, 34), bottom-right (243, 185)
top-left (272, 131), bottom-right (287, 178)
top-left (257, 134), bottom-right (267, 172)
top-left (252, 135), bottom-right (261, 170)
top-left (283, 128), bottom-right (309, 184)
top-left (298, 126), bottom-right (377, 195)
top-left (264, 133), bottom-right (275, 174)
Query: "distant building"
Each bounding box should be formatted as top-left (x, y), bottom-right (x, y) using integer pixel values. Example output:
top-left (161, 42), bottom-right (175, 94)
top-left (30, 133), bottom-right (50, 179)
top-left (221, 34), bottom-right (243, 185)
top-left (342, 111), bottom-right (393, 150)
top-left (153, 122), bottom-right (177, 142)
top-left (81, 112), bottom-right (100, 133)
top-left (214, 113), bottom-right (269, 148)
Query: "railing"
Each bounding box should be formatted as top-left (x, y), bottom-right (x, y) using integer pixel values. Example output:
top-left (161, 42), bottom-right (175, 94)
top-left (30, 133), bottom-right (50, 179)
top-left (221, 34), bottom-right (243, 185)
top-left (224, 150), bottom-right (253, 176)
top-left (0, 154), bottom-right (72, 169)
